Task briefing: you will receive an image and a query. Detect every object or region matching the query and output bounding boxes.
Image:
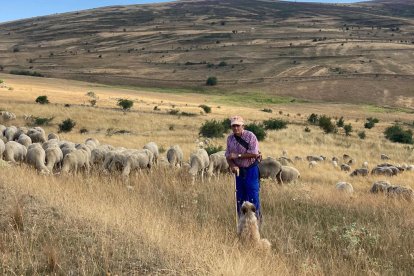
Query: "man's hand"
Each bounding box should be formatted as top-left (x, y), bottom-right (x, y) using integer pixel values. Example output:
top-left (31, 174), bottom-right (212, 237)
top-left (229, 153), bottom-right (239, 160)
top-left (230, 166), bottom-right (240, 176)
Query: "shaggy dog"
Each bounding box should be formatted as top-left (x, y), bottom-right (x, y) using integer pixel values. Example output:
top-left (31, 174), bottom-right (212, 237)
top-left (237, 201), bottom-right (271, 252)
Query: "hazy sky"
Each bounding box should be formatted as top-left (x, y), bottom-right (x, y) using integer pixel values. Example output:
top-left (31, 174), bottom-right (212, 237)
top-left (1, 0), bottom-right (368, 23)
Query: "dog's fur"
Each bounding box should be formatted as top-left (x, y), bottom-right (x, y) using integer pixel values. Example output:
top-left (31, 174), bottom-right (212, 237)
top-left (237, 201), bottom-right (271, 252)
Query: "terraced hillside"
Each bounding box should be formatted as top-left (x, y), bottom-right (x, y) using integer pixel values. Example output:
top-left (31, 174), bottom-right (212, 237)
top-left (0, 0), bottom-right (414, 107)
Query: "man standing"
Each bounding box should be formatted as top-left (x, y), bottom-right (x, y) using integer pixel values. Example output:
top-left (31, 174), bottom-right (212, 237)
top-left (225, 115), bottom-right (262, 220)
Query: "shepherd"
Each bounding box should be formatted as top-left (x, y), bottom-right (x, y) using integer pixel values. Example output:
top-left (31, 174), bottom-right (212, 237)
top-left (225, 115), bottom-right (262, 225)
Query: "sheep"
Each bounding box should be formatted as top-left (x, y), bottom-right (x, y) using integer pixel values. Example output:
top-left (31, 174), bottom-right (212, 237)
top-left (143, 142), bottom-right (159, 164)
top-left (17, 134), bottom-right (32, 148)
top-left (0, 139), bottom-right (5, 159)
top-left (332, 156), bottom-right (339, 162)
top-left (121, 150), bottom-right (152, 180)
top-left (85, 137), bottom-right (100, 150)
top-left (350, 168), bottom-right (368, 177)
top-left (91, 146), bottom-right (112, 168)
top-left (332, 160), bottom-right (338, 168)
top-left (277, 156), bottom-right (293, 166)
top-left (370, 181), bottom-right (391, 193)
top-left (386, 186), bottom-right (413, 201)
top-left (406, 165), bottom-right (414, 171)
top-left (308, 160), bottom-right (318, 168)
top-left (258, 157), bottom-right (282, 184)
top-left (294, 156), bottom-right (303, 162)
top-left (4, 126), bottom-right (17, 142)
top-left (343, 154), bottom-right (351, 161)
top-left (362, 161), bottom-right (369, 169)
top-left (167, 145), bottom-right (183, 167)
top-left (27, 128), bottom-right (46, 143)
top-left (188, 149), bottom-right (209, 182)
top-left (48, 133), bottom-right (60, 141)
top-left (282, 149), bottom-right (288, 156)
top-left (306, 155), bottom-right (325, 162)
top-left (279, 166), bottom-right (300, 184)
top-left (59, 142), bottom-right (77, 158)
top-left (3, 141), bottom-right (27, 163)
top-left (371, 167), bottom-right (394, 177)
top-left (207, 151), bottom-right (229, 181)
top-left (12, 127), bottom-right (28, 141)
top-left (340, 164), bottom-right (351, 172)
top-left (61, 148), bottom-right (91, 174)
top-left (336, 182), bottom-right (354, 193)
top-left (380, 154), bottom-right (390, 160)
top-left (1, 111), bottom-right (16, 121)
top-left (26, 143), bottom-right (50, 174)
top-left (45, 145), bottom-right (63, 172)
top-left (347, 159), bottom-right (356, 165)
top-left (42, 139), bottom-right (59, 150)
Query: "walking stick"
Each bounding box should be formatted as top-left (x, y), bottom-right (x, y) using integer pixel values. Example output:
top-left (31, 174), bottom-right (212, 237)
top-left (234, 167), bottom-right (240, 232)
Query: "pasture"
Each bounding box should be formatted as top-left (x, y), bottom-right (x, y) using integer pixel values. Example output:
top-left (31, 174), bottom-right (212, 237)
top-left (0, 73), bottom-right (414, 275)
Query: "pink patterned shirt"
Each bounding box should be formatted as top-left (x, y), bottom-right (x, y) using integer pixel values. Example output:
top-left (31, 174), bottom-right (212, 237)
top-left (225, 130), bottom-right (259, 168)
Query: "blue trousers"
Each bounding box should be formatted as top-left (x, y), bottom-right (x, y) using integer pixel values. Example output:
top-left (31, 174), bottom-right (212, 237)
top-left (236, 163), bottom-right (261, 220)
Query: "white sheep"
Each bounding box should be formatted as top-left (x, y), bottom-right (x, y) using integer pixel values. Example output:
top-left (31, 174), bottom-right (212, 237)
top-left (188, 148), bottom-right (209, 183)
top-left (3, 141), bottom-right (27, 163)
top-left (47, 133), bottom-right (60, 141)
top-left (258, 157), bottom-right (283, 184)
top-left (17, 134), bottom-right (32, 148)
top-left (279, 166), bottom-right (300, 184)
top-left (26, 143), bottom-right (50, 174)
top-left (207, 151), bottom-right (229, 181)
top-left (45, 145), bottom-right (63, 172)
top-left (335, 182), bottom-right (354, 193)
top-left (167, 145), bottom-right (183, 167)
top-left (0, 139), bottom-right (5, 159)
top-left (143, 142), bottom-right (159, 164)
top-left (61, 149), bottom-right (90, 174)
top-left (4, 126), bottom-right (17, 142)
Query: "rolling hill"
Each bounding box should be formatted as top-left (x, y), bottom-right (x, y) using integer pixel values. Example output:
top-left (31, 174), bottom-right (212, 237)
top-left (0, 0), bottom-right (414, 107)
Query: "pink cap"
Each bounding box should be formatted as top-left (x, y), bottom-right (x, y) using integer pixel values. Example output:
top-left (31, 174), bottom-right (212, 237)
top-left (230, 115), bottom-right (244, 126)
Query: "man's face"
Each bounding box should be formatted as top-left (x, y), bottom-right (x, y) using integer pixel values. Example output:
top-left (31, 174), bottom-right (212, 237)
top-left (231, 124), bottom-right (244, 135)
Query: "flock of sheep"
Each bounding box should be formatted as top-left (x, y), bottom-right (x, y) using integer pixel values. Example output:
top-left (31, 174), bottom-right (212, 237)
top-left (0, 122), bottom-right (413, 200)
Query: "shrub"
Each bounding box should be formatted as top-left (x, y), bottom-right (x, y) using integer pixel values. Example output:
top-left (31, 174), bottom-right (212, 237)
top-left (364, 117), bottom-right (379, 129)
top-left (206, 76), bottom-right (217, 86)
top-left (117, 99), bottom-right (133, 111)
top-left (358, 131), bottom-right (366, 139)
top-left (218, 61), bottom-right (227, 67)
top-left (344, 123), bottom-right (352, 136)
top-left (168, 109), bottom-right (180, 115)
top-left (168, 125), bottom-right (174, 131)
top-left (58, 118), bottom-right (76, 133)
top-left (221, 118), bottom-right (231, 130)
top-left (32, 116), bottom-right (54, 126)
top-left (384, 125), bottom-right (413, 144)
top-left (263, 119), bottom-right (288, 130)
top-left (318, 115), bottom-right (337, 134)
top-left (10, 70), bottom-right (43, 77)
top-left (204, 145), bottom-right (224, 155)
top-left (64, 104), bottom-right (71, 107)
top-left (304, 126), bottom-right (311, 132)
top-left (244, 123), bottom-right (266, 141)
top-left (0, 79), bottom-right (3, 84)
top-left (86, 91), bottom-right (98, 106)
top-left (199, 120), bottom-right (226, 138)
top-left (307, 113), bottom-right (318, 124)
top-left (79, 128), bottom-right (88, 134)
top-left (180, 111), bottom-right (197, 117)
top-left (336, 117), bottom-right (344, 128)
top-left (199, 104), bottom-right (212, 113)
top-left (261, 108), bottom-right (272, 113)
top-left (35, 95), bottom-right (49, 104)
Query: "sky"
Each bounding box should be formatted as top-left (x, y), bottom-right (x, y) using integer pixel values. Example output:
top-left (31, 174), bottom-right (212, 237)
top-left (0, 0), bottom-right (369, 23)
top-left (0, 0), bottom-right (175, 23)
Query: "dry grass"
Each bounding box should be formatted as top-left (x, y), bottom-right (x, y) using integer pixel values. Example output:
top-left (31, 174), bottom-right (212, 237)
top-left (0, 75), bottom-right (413, 275)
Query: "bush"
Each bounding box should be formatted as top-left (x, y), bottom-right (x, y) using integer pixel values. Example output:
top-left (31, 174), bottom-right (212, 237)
top-left (199, 120), bottom-right (226, 138)
top-left (304, 126), bottom-right (311, 132)
top-left (336, 116), bottom-right (344, 128)
top-left (180, 111), bottom-right (197, 117)
top-left (58, 118), bottom-right (76, 133)
top-left (364, 117), bottom-right (379, 129)
top-left (384, 125), bottom-right (413, 144)
top-left (261, 108), bottom-right (272, 113)
top-left (0, 79), bottom-right (3, 84)
top-left (32, 116), bottom-right (54, 126)
top-left (117, 99), bottom-right (133, 111)
top-left (35, 95), bottom-right (49, 104)
top-left (358, 131), bottom-right (366, 139)
top-left (204, 145), bottom-right (224, 155)
top-left (206, 76), bottom-right (217, 86)
top-left (318, 115), bottom-right (337, 134)
top-left (344, 123), bottom-right (352, 136)
top-left (199, 104), bottom-right (212, 113)
top-left (10, 70), bottom-right (44, 77)
top-left (218, 61), bottom-right (227, 67)
top-left (244, 123), bottom-right (266, 141)
top-left (263, 119), bottom-right (288, 130)
top-left (79, 128), bottom-right (88, 134)
top-left (168, 109), bottom-right (180, 115)
top-left (307, 113), bottom-right (318, 124)
top-left (221, 118), bottom-right (231, 130)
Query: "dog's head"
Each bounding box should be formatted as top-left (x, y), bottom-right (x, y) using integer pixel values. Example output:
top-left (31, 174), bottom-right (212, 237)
top-left (241, 201), bottom-right (256, 215)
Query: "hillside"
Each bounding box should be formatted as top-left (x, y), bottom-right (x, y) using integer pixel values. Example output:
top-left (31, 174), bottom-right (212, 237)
top-left (0, 0), bottom-right (414, 107)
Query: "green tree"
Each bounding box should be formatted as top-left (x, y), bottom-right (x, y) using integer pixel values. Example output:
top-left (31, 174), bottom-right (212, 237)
top-left (35, 95), bottom-right (49, 104)
top-left (244, 123), bottom-right (266, 141)
top-left (384, 125), bottom-right (413, 144)
top-left (307, 113), bottom-right (318, 124)
top-left (117, 99), bottom-right (134, 111)
top-left (58, 118), bottom-right (76, 133)
top-left (336, 116), bottom-right (344, 128)
top-left (206, 76), bottom-right (217, 86)
top-left (199, 120), bottom-right (225, 138)
top-left (344, 123), bottom-right (352, 136)
top-left (318, 115), bottom-right (337, 134)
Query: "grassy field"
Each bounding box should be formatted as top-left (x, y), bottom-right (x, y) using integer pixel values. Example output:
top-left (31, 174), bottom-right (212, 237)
top-left (0, 74), bottom-right (413, 275)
